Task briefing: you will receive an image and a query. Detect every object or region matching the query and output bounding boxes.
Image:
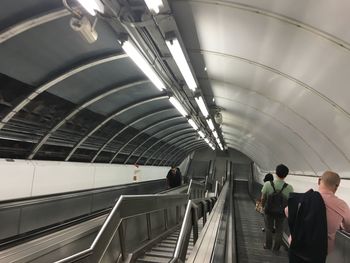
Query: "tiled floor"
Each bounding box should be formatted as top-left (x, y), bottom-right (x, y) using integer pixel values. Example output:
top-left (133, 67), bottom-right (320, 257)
top-left (234, 181), bottom-right (289, 263)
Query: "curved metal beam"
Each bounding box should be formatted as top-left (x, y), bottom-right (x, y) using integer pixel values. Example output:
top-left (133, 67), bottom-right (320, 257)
top-left (151, 136), bottom-right (200, 167)
top-left (193, 49), bottom-right (350, 121)
top-left (91, 108), bottom-right (174, 162)
top-left (172, 144), bottom-right (207, 166)
top-left (108, 116), bottom-right (185, 163)
top-left (186, 0), bottom-right (350, 51)
top-left (152, 135), bottom-right (200, 165)
top-left (65, 95), bottom-right (167, 161)
top-left (0, 9), bottom-right (70, 44)
top-left (28, 79), bottom-right (149, 159)
top-left (163, 141), bottom-right (207, 167)
top-left (171, 141), bottom-right (208, 165)
top-left (123, 122), bottom-right (189, 164)
top-left (153, 135), bottom-right (199, 166)
top-left (143, 129), bottom-right (196, 165)
top-left (206, 76), bottom-right (349, 164)
top-left (0, 53), bottom-right (127, 130)
top-left (157, 139), bottom-right (203, 166)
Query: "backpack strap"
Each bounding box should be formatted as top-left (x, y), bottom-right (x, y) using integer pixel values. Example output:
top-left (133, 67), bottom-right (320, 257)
top-left (279, 183), bottom-right (288, 194)
top-left (270, 181), bottom-right (276, 193)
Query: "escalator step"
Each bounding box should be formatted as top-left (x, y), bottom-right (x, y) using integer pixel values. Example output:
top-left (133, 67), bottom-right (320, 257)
top-left (145, 250), bottom-right (173, 258)
top-left (136, 256), bottom-right (171, 263)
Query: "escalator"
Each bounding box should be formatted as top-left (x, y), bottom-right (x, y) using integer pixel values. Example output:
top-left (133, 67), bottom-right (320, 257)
top-left (136, 220), bottom-right (204, 262)
top-left (233, 180), bottom-right (289, 263)
top-left (0, 179), bottom-right (214, 263)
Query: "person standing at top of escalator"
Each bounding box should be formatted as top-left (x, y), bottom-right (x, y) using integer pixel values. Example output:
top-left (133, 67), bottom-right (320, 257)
top-left (176, 167), bottom-right (182, 186)
top-left (167, 166), bottom-right (179, 188)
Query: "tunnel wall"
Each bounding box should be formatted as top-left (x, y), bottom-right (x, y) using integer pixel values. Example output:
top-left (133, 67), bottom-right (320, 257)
top-left (252, 164), bottom-right (350, 206)
top-left (189, 148), bottom-right (252, 182)
top-left (0, 159), bottom-right (170, 201)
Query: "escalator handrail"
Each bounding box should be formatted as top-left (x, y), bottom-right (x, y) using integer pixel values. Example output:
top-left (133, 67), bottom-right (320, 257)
top-left (0, 179), bottom-right (166, 209)
top-left (170, 196), bottom-right (218, 263)
top-left (187, 179), bottom-right (206, 195)
top-left (55, 193), bottom-right (189, 263)
top-left (185, 182), bottom-right (229, 263)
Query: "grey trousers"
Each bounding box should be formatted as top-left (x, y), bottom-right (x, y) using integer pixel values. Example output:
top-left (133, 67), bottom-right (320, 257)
top-left (264, 214), bottom-right (285, 250)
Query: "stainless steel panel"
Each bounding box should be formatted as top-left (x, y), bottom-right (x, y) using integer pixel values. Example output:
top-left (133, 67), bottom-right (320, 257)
top-left (20, 196), bottom-right (92, 233)
top-left (150, 210), bottom-right (165, 238)
top-left (124, 214), bottom-right (148, 253)
top-left (0, 208), bottom-right (21, 239)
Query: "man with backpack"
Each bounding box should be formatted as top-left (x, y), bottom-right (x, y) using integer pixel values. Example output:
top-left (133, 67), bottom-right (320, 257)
top-left (261, 164), bottom-right (294, 251)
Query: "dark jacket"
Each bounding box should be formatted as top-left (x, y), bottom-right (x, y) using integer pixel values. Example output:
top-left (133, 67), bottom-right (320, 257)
top-left (288, 189), bottom-right (328, 263)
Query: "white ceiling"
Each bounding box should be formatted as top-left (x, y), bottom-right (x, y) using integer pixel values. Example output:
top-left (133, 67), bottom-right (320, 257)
top-left (171, 0), bottom-right (350, 176)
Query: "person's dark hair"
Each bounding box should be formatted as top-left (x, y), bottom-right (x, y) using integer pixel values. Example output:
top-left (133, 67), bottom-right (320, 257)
top-left (263, 173), bottom-right (273, 182)
top-left (171, 165), bottom-right (176, 169)
top-left (276, 164), bottom-right (289, 178)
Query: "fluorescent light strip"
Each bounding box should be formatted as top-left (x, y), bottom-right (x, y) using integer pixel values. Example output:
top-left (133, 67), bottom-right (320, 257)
top-left (169, 97), bottom-right (187, 117)
top-left (166, 38), bottom-right (197, 91)
top-left (77, 0), bottom-right (104, 16)
top-left (206, 118), bottom-right (215, 131)
top-left (198, 131), bottom-right (205, 139)
top-left (145, 0), bottom-right (163, 13)
top-left (195, 96), bottom-right (209, 118)
top-left (219, 144), bottom-right (224, 151)
top-left (188, 119), bottom-right (198, 130)
top-left (213, 131), bottom-right (218, 139)
top-left (205, 138), bottom-right (209, 144)
top-left (121, 40), bottom-right (165, 91)
top-left (216, 138), bottom-right (221, 145)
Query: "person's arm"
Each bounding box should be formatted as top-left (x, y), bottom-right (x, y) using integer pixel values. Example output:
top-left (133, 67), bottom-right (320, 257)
top-left (342, 203), bottom-right (350, 232)
top-left (261, 183), bottom-right (267, 207)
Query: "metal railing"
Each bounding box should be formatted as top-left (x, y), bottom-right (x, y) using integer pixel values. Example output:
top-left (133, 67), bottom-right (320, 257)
top-left (54, 194), bottom-right (189, 263)
top-left (186, 181), bottom-right (230, 263)
top-left (170, 196), bottom-right (217, 263)
top-left (187, 179), bottom-right (206, 199)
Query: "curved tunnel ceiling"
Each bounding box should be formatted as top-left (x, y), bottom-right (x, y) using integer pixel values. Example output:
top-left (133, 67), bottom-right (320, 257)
top-left (171, 0), bottom-right (350, 176)
top-left (0, 0), bottom-right (349, 176)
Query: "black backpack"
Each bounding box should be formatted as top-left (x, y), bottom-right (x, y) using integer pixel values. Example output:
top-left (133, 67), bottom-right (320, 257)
top-left (264, 181), bottom-right (288, 217)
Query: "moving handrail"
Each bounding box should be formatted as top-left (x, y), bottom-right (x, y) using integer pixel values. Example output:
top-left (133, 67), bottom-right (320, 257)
top-left (0, 179), bottom-right (167, 244)
top-left (187, 179), bottom-right (206, 199)
top-left (170, 196), bottom-right (217, 263)
top-left (55, 194), bottom-right (189, 263)
top-left (186, 182), bottom-right (229, 263)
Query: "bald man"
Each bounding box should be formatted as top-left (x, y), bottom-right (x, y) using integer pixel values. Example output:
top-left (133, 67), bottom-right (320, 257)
top-left (318, 171), bottom-right (350, 252)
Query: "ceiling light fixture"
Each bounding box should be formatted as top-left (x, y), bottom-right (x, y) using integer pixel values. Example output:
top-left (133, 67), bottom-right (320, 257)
top-left (205, 138), bottom-right (209, 144)
top-left (144, 0), bottom-right (163, 14)
top-left (188, 119), bottom-right (198, 130)
top-left (213, 130), bottom-right (218, 139)
top-left (76, 0), bottom-right (104, 16)
top-left (169, 97), bottom-right (187, 117)
top-left (165, 37), bottom-right (197, 91)
top-left (206, 118), bottom-right (215, 131)
top-left (120, 39), bottom-right (166, 91)
top-left (195, 96), bottom-right (209, 118)
top-left (198, 131), bottom-right (205, 139)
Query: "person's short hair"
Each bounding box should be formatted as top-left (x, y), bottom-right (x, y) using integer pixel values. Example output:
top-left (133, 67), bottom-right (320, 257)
top-left (171, 165), bottom-right (176, 169)
top-left (321, 171), bottom-right (340, 189)
top-left (263, 173), bottom-right (273, 182)
top-left (276, 164), bottom-right (289, 178)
